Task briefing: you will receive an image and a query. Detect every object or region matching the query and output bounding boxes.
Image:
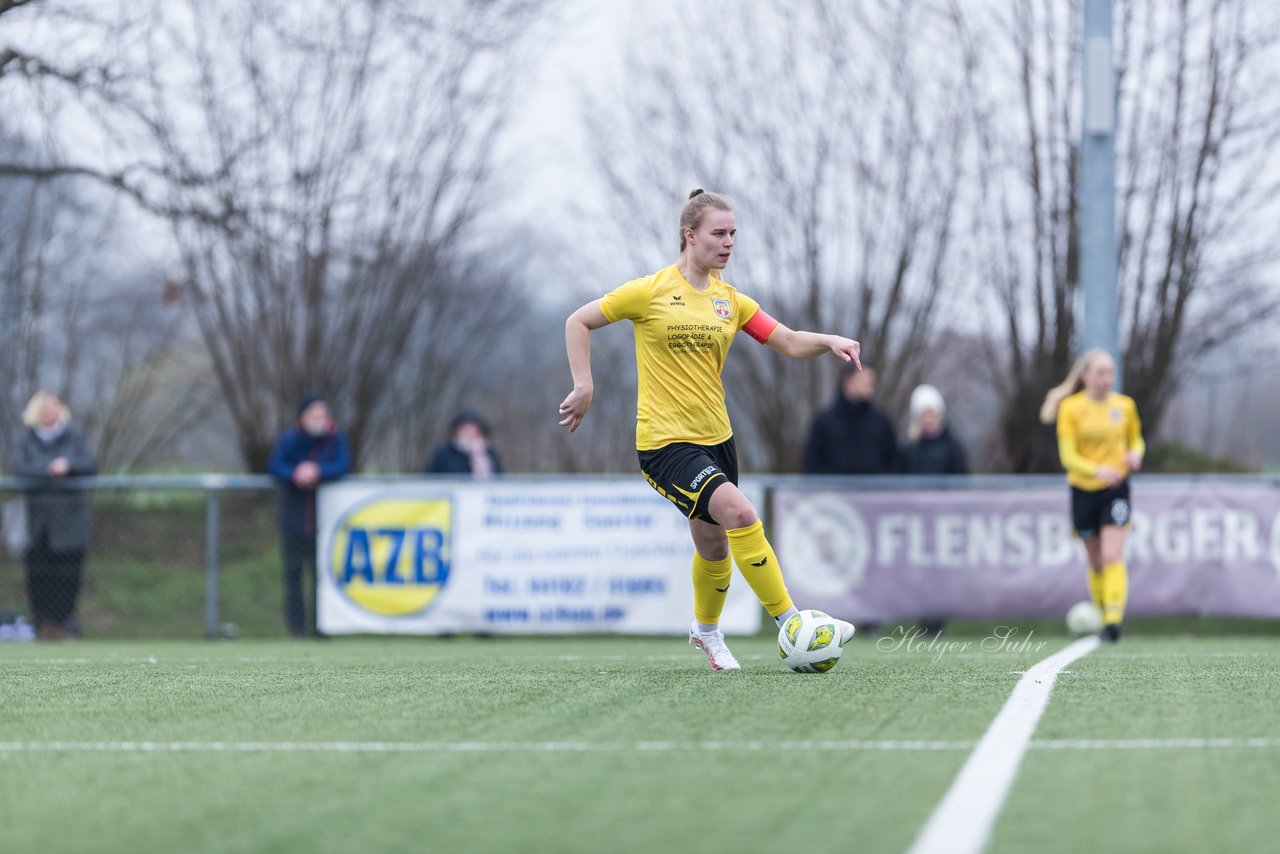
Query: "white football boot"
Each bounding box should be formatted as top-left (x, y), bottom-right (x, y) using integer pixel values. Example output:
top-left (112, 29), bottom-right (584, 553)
top-left (834, 618), bottom-right (856, 645)
top-left (688, 622), bottom-right (741, 671)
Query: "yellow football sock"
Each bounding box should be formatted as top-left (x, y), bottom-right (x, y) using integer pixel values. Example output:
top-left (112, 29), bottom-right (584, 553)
top-left (1102, 561), bottom-right (1128, 625)
top-left (691, 552), bottom-right (733, 626)
top-left (1086, 567), bottom-right (1104, 611)
top-left (726, 519), bottom-right (794, 619)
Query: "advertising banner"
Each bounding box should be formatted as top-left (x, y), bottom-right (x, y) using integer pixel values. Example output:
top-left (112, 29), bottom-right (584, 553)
top-left (317, 479), bottom-right (764, 635)
top-left (774, 483), bottom-right (1280, 621)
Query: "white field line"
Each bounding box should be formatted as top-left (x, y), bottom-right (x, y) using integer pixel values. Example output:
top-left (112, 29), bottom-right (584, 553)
top-left (907, 636), bottom-right (1101, 854)
top-left (0, 650), bottom-right (1079, 667)
top-left (1097, 651), bottom-right (1278, 659)
top-left (1, 647), bottom-right (1274, 667)
top-left (1033, 737), bottom-right (1280, 749)
top-left (1, 737), bottom-right (1277, 754)
top-left (0, 739), bottom-right (973, 753)
top-left (0, 655), bottom-right (705, 665)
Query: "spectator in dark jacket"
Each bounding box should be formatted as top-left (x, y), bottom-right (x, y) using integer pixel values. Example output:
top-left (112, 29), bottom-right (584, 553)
top-left (803, 365), bottom-right (901, 475)
top-left (12, 391), bottom-right (97, 640)
top-left (267, 393), bottom-right (351, 637)
top-left (902, 384), bottom-right (969, 475)
top-left (425, 410), bottom-right (502, 477)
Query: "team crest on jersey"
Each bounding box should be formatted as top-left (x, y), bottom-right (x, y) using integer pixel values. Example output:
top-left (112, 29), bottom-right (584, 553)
top-left (1110, 408), bottom-right (1123, 423)
top-left (711, 297), bottom-right (731, 319)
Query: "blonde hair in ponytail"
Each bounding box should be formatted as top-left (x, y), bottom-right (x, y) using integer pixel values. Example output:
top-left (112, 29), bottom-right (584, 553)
top-left (679, 189), bottom-right (733, 251)
top-left (1039, 349), bottom-right (1110, 424)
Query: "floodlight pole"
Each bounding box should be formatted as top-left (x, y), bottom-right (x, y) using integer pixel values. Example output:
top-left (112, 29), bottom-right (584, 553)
top-left (1080, 0), bottom-right (1120, 388)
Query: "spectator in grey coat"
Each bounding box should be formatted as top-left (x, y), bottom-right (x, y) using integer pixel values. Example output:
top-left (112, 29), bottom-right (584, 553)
top-left (12, 391), bottom-right (98, 639)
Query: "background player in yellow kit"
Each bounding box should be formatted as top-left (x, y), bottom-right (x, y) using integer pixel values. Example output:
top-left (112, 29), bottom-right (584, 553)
top-left (559, 189), bottom-right (861, 671)
top-left (1040, 349), bottom-right (1145, 643)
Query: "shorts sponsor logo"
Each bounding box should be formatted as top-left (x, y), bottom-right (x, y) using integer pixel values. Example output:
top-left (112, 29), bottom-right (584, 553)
top-left (1111, 499), bottom-right (1130, 526)
top-left (689, 465), bottom-right (718, 491)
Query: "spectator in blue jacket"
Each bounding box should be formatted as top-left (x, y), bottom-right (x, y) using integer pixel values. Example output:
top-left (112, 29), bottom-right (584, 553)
top-left (268, 393), bottom-right (351, 637)
top-left (424, 410), bottom-right (502, 477)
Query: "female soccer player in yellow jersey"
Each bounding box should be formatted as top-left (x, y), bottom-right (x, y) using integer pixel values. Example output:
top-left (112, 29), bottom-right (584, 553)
top-left (1040, 349), bottom-right (1145, 643)
top-left (558, 189), bottom-right (862, 671)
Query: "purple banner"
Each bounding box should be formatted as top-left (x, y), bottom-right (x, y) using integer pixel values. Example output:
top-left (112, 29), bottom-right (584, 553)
top-left (773, 484), bottom-right (1280, 620)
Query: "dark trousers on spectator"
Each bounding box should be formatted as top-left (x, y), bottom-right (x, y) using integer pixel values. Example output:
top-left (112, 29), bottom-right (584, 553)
top-left (25, 530), bottom-right (85, 639)
top-left (281, 527), bottom-right (317, 637)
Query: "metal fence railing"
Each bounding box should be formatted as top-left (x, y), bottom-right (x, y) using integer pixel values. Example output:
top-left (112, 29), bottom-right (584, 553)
top-left (2, 473), bottom-right (1276, 640)
top-left (0, 475), bottom-right (278, 640)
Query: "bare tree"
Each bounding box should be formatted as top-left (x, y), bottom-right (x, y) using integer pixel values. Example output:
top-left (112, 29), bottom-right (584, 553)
top-left (0, 1), bottom-right (238, 228)
top-left (951, 0), bottom-right (1280, 471)
top-left (72, 278), bottom-right (218, 472)
top-left (0, 161), bottom-right (73, 464)
top-left (3, 0), bottom-right (556, 471)
top-left (368, 250), bottom-right (543, 472)
top-left (1115, 0), bottom-right (1280, 433)
top-left (1, 0), bottom-right (242, 471)
top-left (91, 0), bottom-right (554, 470)
top-left (0, 132), bottom-right (198, 470)
top-left (583, 0), bottom-right (970, 471)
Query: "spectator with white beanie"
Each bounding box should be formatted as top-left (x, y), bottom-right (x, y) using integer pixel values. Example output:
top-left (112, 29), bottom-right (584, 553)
top-left (902, 384), bottom-right (969, 475)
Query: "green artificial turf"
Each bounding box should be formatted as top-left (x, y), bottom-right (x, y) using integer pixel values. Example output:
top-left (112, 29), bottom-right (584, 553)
top-left (991, 637), bottom-right (1280, 854)
top-left (0, 633), bottom-right (1277, 853)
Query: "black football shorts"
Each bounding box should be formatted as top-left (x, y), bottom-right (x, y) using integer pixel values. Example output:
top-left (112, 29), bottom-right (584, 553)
top-left (637, 438), bottom-right (739, 524)
top-left (1070, 480), bottom-right (1132, 540)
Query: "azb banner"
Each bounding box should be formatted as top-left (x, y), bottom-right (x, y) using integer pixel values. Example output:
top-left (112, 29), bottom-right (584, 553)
top-left (773, 483), bottom-right (1280, 621)
top-left (317, 480), bottom-right (764, 636)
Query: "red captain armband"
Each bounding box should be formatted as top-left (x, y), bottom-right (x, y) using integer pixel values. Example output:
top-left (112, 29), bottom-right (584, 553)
top-left (742, 308), bottom-right (780, 344)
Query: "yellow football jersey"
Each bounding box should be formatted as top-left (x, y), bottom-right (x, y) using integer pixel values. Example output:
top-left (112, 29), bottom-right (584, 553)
top-left (599, 265), bottom-right (773, 450)
top-left (1056, 391), bottom-right (1145, 491)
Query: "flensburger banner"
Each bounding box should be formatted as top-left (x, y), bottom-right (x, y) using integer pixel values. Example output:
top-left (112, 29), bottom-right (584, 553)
top-left (774, 484), bottom-right (1280, 620)
top-left (317, 480), bottom-right (763, 635)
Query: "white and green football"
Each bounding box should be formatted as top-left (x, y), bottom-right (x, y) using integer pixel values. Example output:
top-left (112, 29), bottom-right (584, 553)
top-left (778, 609), bottom-right (844, 673)
top-left (1065, 601), bottom-right (1104, 634)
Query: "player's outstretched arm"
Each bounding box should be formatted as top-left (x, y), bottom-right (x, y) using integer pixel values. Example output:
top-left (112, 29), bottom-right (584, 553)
top-left (559, 300), bottom-right (611, 433)
top-left (765, 324), bottom-right (862, 369)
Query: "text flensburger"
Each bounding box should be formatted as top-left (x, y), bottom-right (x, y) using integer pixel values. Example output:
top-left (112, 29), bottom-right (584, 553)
top-left (774, 484), bottom-right (1280, 620)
